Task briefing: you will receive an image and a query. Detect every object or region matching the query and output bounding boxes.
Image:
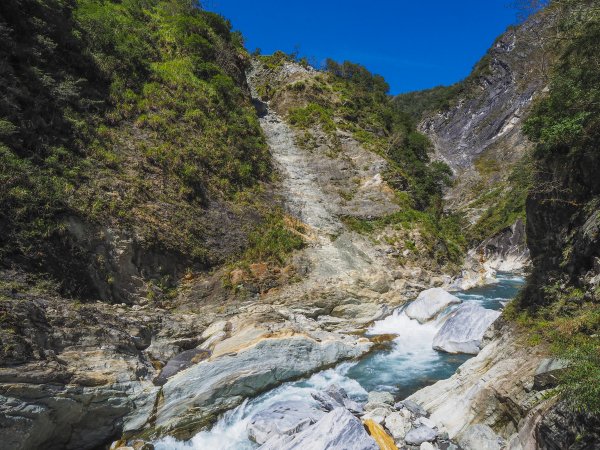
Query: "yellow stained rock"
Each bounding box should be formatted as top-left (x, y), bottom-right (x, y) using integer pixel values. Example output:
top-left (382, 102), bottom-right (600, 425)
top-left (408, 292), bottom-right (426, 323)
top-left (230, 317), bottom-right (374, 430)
top-left (364, 419), bottom-right (398, 450)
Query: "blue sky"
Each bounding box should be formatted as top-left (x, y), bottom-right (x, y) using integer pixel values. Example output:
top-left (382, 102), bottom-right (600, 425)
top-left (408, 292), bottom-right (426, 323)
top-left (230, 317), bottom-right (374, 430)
top-left (204, 0), bottom-right (522, 94)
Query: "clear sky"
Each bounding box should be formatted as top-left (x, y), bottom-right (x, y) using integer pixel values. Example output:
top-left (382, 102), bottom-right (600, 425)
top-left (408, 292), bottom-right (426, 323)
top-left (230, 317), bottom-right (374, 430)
top-left (204, 0), bottom-right (522, 94)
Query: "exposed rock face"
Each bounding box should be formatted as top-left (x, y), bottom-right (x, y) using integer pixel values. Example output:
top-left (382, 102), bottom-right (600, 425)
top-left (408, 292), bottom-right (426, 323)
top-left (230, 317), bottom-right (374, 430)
top-left (432, 303), bottom-right (501, 354)
top-left (419, 9), bottom-right (557, 186)
top-left (472, 219), bottom-right (530, 272)
top-left (409, 320), bottom-right (547, 442)
top-left (405, 288), bottom-right (461, 323)
top-left (258, 407), bottom-right (378, 450)
top-left (535, 402), bottom-right (600, 450)
top-left (459, 424), bottom-right (505, 450)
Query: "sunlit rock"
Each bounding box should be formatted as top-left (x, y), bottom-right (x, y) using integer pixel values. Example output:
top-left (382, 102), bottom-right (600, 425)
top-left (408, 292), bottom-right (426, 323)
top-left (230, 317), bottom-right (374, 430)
top-left (432, 303), bottom-right (500, 354)
top-left (405, 288), bottom-right (461, 323)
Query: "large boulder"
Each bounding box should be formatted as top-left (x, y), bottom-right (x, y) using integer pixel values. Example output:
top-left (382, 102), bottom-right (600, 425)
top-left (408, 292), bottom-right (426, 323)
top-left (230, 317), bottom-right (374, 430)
top-left (368, 391), bottom-right (395, 406)
top-left (247, 400), bottom-right (325, 444)
top-left (405, 288), bottom-right (461, 323)
top-left (432, 303), bottom-right (500, 354)
top-left (156, 333), bottom-right (370, 435)
top-left (259, 407), bottom-right (378, 450)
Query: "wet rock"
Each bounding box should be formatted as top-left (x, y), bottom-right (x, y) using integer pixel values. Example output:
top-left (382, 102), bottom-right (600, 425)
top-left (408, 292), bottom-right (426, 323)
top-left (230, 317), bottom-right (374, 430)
top-left (364, 419), bottom-right (398, 450)
top-left (259, 407), bottom-right (378, 450)
top-left (385, 411), bottom-right (412, 440)
top-left (405, 426), bottom-right (437, 445)
top-left (432, 303), bottom-right (500, 355)
top-left (247, 400), bottom-right (325, 444)
top-left (458, 424), bottom-right (504, 450)
top-left (405, 288), bottom-right (461, 324)
top-left (131, 440), bottom-right (154, 450)
top-left (156, 334), bottom-right (370, 435)
top-left (153, 348), bottom-right (211, 386)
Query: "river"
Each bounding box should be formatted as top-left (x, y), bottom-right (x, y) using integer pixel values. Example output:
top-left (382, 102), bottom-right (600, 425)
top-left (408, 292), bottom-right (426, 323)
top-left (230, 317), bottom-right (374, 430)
top-left (155, 272), bottom-right (524, 450)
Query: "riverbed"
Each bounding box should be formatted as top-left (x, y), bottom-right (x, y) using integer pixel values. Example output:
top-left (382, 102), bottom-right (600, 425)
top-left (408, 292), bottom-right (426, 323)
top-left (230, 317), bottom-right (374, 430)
top-left (155, 272), bottom-right (524, 450)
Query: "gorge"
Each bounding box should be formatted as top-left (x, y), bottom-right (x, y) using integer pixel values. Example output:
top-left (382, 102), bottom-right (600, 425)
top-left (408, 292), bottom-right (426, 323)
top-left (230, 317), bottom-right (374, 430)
top-left (0, 1), bottom-right (599, 450)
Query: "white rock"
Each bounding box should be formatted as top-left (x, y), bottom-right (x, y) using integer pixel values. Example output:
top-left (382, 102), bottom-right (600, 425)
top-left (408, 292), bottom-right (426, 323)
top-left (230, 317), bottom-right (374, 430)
top-left (384, 411), bottom-right (411, 440)
top-left (368, 391), bottom-right (395, 405)
top-left (157, 335), bottom-right (370, 432)
top-left (247, 400), bottom-right (324, 444)
top-left (405, 288), bottom-right (461, 323)
top-left (432, 303), bottom-right (500, 354)
top-left (405, 425), bottom-right (437, 445)
top-left (258, 407), bottom-right (378, 450)
top-left (361, 406), bottom-right (392, 424)
top-left (420, 443), bottom-right (438, 450)
top-left (416, 416), bottom-right (437, 429)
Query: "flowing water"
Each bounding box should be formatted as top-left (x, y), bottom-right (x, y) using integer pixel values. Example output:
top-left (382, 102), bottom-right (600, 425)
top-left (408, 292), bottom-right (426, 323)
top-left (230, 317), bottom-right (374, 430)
top-left (155, 272), bottom-right (524, 450)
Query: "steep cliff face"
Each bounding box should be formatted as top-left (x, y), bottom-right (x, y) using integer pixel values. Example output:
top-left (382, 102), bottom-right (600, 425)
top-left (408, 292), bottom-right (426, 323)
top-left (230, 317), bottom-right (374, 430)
top-left (415, 7), bottom-right (561, 253)
top-left (0, 0), bottom-right (273, 304)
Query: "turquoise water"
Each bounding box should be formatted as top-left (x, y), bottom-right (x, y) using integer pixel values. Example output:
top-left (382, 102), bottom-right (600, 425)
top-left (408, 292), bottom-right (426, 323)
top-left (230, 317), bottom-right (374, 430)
top-left (345, 272), bottom-right (524, 398)
top-left (156, 272), bottom-right (525, 450)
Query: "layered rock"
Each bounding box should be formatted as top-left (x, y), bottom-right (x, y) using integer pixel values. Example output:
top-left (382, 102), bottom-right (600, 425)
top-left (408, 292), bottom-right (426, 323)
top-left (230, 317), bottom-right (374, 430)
top-left (153, 331), bottom-right (370, 436)
top-left (409, 320), bottom-right (550, 447)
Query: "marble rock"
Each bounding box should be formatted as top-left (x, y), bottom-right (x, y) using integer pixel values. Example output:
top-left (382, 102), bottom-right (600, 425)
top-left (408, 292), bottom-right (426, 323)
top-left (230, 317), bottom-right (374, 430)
top-left (405, 288), bottom-right (461, 323)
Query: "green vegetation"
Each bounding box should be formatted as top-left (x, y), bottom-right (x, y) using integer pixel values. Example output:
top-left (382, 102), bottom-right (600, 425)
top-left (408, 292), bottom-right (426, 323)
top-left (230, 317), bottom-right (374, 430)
top-left (0, 0), bottom-right (272, 291)
top-left (241, 213), bottom-right (306, 265)
top-left (509, 0), bottom-right (600, 414)
top-left (468, 156), bottom-right (533, 244)
top-left (342, 209), bottom-right (467, 269)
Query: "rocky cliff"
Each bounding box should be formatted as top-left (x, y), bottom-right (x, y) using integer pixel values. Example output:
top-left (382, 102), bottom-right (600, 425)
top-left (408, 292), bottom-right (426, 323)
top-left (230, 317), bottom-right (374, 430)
top-left (413, 7), bottom-right (564, 268)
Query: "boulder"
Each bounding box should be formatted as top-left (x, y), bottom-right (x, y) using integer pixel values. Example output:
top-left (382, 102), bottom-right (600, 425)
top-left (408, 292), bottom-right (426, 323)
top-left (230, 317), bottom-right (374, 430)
top-left (364, 419), bottom-right (398, 450)
top-left (384, 411), bottom-right (411, 440)
top-left (416, 416), bottom-right (437, 429)
top-left (362, 406), bottom-right (394, 424)
top-left (405, 426), bottom-right (437, 445)
top-left (396, 400), bottom-right (427, 417)
top-left (368, 391), bottom-right (395, 405)
top-left (312, 384), bottom-right (364, 414)
top-left (247, 400), bottom-right (325, 444)
top-left (420, 443), bottom-right (439, 450)
top-left (458, 424), bottom-right (505, 450)
top-left (157, 334), bottom-right (370, 433)
top-left (405, 288), bottom-right (461, 323)
top-left (432, 303), bottom-right (500, 354)
top-left (259, 407), bottom-right (378, 450)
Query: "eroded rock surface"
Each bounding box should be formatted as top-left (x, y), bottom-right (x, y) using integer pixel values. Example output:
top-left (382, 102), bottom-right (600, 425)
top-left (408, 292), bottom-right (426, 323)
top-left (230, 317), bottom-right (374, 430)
top-left (405, 288), bottom-right (461, 323)
top-left (432, 303), bottom-right (501, 354)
